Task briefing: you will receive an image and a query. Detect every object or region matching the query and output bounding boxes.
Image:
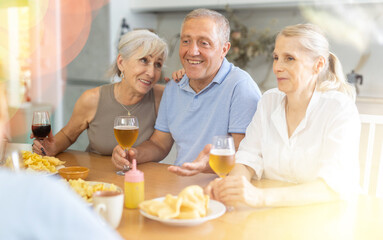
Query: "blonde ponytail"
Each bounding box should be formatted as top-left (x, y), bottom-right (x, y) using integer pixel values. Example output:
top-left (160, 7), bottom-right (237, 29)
top-left (317, 52), bottom-right (356, 101)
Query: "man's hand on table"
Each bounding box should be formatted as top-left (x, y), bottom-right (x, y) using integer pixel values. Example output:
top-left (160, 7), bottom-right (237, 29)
top-left (168, 144), bottom-right (213, 176)
top-left (111, 145), bottom-right (137, 169)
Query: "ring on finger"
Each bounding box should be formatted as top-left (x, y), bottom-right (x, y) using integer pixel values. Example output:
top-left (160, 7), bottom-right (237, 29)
top-left (123, 165), bottom-right (130, 171)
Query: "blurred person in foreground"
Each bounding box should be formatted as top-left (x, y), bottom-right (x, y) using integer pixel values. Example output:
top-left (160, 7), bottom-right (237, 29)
top-left (0, 84), bottom-right (122, 239)
top-left (205, 23), bottom-right (361, 207)
top-left (32, 30), bottom-right (168, 160)
top-left (111, 8), bottom-right (262, 174)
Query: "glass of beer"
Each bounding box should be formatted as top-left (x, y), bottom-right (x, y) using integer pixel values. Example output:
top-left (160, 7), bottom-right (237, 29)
top-left (32, 111), bottom-right (51, 140)
top-left (209, 135), bottom-right (235, 178)
top-left (114, 116), bottom-right (139, 176)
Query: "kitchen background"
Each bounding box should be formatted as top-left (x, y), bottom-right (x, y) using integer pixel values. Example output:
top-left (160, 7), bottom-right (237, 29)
top-left (2, 0), bottom-right (383, 159)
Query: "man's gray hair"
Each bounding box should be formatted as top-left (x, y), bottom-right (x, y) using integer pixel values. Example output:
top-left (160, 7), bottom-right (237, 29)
top-left (182, 8), bottom-right (230, 44)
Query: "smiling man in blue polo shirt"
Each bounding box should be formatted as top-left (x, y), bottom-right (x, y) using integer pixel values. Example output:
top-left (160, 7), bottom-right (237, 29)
top-left (112, 8), bottom-right (261, 176)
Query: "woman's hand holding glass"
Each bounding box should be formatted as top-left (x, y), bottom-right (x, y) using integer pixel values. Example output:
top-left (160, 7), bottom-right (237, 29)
top-left (113, 116), bottom-right (139, 176)
top-left (31, 132), bottom-right (55, 156)
top-left (204, 135), bottom-right (261, 209)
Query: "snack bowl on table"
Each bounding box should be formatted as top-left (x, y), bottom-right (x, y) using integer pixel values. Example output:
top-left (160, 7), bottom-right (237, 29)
top-left (58, 166), bottom-right (89, 180)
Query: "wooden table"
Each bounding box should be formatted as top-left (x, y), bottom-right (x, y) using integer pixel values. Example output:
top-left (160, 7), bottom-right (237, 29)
top-left (58, 151), bottom-right (383, 240)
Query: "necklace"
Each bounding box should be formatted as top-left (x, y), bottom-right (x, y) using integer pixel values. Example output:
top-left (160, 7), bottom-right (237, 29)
top-left (115, 84), bottom-right (142, 116)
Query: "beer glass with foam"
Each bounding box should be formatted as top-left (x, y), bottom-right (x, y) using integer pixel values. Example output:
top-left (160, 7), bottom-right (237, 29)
top-left (209, 135), bottom-right (235, 178)
top-left (114, 116), bottom-right (139, 175)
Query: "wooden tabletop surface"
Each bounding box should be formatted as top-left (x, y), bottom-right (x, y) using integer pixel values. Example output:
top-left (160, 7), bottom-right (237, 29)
top-left (58, 150), bottom-right (383, 240)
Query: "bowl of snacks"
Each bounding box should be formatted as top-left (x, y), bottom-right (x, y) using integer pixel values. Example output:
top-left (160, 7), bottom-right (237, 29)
top-left (58, 166), bottom-right (89, 180)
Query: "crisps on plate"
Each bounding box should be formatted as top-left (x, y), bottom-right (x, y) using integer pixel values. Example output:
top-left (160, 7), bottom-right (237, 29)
top-left (67, 179), bottom-right (118, 203)
top-left (139, 185), bottom-right (209, 220)
top-left (5, 150), bottom-right (65, 173)
top-left (22, 151), bottom-right (65, 173)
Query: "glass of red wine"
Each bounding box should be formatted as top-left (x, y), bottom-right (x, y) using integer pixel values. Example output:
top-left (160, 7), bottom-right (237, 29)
top-left (32, 111), bottom-right (51, 140)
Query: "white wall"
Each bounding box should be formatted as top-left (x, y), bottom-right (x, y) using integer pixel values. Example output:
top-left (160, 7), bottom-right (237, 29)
top-left (109, 0), bottom-right (158, 68)
top-left (66, 0), bottom-right (158, 83)
top-left (156, 4), bottom-right (383, 98)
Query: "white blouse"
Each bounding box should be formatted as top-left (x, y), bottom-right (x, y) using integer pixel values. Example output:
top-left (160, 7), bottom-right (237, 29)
top-left (236, 88), bottom-right (361, 195)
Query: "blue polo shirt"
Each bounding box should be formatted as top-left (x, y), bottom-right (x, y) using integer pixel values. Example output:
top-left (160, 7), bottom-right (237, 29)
top-left (155, 58), bottom-right (261, 166)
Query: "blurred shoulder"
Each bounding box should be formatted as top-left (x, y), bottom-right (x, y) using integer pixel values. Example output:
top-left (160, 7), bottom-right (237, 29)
top-left (308, 90), bottom-right (359, 128)
top-left (319, 91), bottom-right (360, 129)
top-left (163, 78), bottom-right (184, 95)
top-left (76, 86), bottom-right (101, 109)
top-left (164, 79), bottom-right (179, 88)
top-left (82, 86), bottom-right (101, 98)
top-left (321, 90), bottom-right (352, 102)
top-left (261, 88), bottom-right (285, 103)
top-left (251, 88), bottom-right (285, 115)
top-left (320, 90), bottom-right (357, 111)
top-left (227, 67), bottom-right (262, 95)
top-left (228, 66), bottom-right (254, 84)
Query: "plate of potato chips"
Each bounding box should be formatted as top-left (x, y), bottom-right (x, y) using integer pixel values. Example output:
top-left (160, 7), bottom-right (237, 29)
top-left (22, 151), bottom-right (65, 175)
top-left (5, 150), bottom-right (65, 175)
top-left (139, 185), bottom-right (226, 226)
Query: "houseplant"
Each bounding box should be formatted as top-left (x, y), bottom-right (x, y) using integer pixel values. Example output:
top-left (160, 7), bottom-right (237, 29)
top-left (225, 6), bottom-right (276, 70)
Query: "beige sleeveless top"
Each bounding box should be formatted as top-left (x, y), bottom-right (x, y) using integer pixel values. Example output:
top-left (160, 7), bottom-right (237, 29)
top-left (86, 83), bottom-right (156, 155)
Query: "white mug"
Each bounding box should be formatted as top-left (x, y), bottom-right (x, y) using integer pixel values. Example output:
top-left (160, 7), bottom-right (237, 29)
top-left (93, 190), bottom-right (124, 229)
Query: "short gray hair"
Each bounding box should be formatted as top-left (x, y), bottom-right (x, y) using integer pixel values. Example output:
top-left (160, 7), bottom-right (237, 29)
top-left (181, 8), bottom-right (230, 44)
top-left (108, 29), bottom-right (168, 77)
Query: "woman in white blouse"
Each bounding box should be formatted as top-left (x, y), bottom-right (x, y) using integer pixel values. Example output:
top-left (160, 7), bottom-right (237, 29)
top-left (205, 23), bottom-right (361, 207)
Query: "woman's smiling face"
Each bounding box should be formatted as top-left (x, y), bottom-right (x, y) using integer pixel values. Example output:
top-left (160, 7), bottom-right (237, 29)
top-left (118, 48), bottom-right (164, 95)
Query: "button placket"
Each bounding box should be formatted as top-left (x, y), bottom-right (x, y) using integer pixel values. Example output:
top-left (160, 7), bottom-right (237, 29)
top-left (189, 95), bottom-right (199, 111)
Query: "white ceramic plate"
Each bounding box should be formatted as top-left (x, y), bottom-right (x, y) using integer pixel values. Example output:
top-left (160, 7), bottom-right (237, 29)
top-left (140, 197), bottom-right (226, 227)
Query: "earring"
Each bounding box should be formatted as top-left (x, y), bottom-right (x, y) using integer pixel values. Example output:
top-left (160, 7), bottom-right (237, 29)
top-left (120, 72), bottom-right (125, 79)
